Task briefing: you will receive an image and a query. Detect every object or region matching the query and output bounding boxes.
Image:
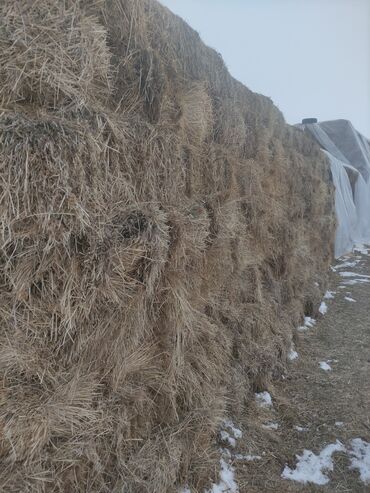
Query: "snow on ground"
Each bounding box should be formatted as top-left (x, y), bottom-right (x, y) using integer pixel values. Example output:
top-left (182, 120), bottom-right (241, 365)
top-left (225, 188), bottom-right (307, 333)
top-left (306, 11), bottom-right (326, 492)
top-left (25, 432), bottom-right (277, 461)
top-left (223, 420), bottom-right (242, 439)
top-left (335, 421), bottom-right (344, 428)
top-left (338, 269), bottom-right (370, 286)
top-left (281, 441), bottom-right (345, 485)
top-left (294, 425), bottom-right (309, 432)
top-left (255, 391), bottom-right (273, 408)
top-left (282, 439), bottom-right (370, 487)
top-left (319, 301), bottom-right (328, 315)
top-left (349, 439), bottom-right (370, 484)
top-left (192, 420), bottom-right (244, 493)
top-left (180, 451), bottom-right (240, 493)
top-left (220, 430), bottom-right (236, 448)
top-left (234, 454), bottom-right (262, 461)
top-left (305, 316), bottom-right (316, 327)
top-left (206, 457), bottom-right (238, 493)
top-left (262, 422), bottom-right (279, 430)
top-left (341, 278), bottom-right (370, 286)
top-left (220, 420), bottom-right (243, 448)
top-left (344, 296), bottom-right (356, 302)
top-left (333, 260), bottom-right (360, 270)
top-left (298, 317), bottom-right (316, 332)
top-left (319, 361), bottom-right (332, 371)
top-left (339, 271), bottom-right (370, 279)
top-left (353, 244), bottom-right (369, 254)
top-left (324, 290), bottom-right (335, 299)
top-left (288, 344), bottom-right (298, 361)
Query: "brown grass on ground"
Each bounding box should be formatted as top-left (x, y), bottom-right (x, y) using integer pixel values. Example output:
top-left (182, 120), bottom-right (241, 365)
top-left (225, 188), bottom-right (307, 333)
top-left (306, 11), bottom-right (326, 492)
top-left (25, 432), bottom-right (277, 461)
top-left (0, 1), bottom-right (334, 491)
top-left (235, 251), bottom-right (370, 492)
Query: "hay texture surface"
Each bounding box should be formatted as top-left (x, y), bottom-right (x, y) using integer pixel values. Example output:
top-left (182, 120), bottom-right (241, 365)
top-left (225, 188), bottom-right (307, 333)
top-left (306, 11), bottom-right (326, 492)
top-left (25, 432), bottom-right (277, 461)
top-left (0, 1), bottom-right (334, 491)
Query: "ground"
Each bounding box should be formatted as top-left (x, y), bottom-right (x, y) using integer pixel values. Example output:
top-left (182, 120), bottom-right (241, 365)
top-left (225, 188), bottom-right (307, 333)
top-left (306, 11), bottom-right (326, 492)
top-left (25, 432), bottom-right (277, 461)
top-left (221, 248), bottom-right (370, 492)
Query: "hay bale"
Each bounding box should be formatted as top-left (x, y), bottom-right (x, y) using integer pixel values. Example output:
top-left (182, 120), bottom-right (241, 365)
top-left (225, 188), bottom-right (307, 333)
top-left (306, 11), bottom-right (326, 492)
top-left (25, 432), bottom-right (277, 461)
top-left (0, 1), bottom-right (335, 491)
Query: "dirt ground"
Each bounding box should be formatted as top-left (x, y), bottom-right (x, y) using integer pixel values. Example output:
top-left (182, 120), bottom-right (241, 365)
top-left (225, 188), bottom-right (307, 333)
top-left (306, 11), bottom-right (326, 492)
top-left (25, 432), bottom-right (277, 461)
top-left (231, 248), bottom-right (370, 492)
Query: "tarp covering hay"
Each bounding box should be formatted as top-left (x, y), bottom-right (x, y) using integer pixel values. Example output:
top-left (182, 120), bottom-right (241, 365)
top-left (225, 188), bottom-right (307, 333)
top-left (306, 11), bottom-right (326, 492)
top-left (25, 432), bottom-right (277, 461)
top-left (0, 1), bottom-right (334, 491)
top-left (298, 119), bottom-right (370, 257)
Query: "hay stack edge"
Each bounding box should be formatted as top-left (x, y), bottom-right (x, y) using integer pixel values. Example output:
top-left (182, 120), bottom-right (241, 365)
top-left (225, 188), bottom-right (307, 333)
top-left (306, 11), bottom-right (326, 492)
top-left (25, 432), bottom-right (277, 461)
top-left (0, 1), bottom-right (335, 491)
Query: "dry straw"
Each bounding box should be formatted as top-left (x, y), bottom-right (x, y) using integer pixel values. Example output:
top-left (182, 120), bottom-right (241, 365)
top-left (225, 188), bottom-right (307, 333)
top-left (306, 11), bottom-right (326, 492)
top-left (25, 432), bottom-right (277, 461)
top-left (0, 0), bottom-right (334, 491)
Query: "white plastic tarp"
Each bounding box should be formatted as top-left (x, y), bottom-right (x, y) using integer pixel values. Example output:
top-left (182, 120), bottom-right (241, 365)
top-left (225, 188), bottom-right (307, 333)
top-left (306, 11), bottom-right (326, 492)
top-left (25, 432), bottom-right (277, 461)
top-left (298, 120), bottom-right (370, 257)
top-left (355, 174), bottom-right (370, 245)
top-left (325, 152), bottom-right (358, 257)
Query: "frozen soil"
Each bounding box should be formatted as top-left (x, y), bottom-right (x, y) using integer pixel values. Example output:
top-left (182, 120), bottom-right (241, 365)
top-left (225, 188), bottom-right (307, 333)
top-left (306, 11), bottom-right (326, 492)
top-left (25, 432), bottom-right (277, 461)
top-left (233, 250), bottom-right (370, 492)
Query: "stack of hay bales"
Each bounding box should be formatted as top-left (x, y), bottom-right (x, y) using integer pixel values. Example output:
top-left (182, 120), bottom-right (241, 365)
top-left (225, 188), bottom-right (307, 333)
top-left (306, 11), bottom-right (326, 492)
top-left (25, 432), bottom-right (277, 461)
top-left (0, 0), bottom-right (334, 491)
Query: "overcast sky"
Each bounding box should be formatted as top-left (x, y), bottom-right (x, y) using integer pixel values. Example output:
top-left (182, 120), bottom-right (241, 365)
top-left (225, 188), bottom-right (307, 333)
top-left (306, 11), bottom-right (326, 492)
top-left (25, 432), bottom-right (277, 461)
top-left (160, 0), bottom-right (370, 138)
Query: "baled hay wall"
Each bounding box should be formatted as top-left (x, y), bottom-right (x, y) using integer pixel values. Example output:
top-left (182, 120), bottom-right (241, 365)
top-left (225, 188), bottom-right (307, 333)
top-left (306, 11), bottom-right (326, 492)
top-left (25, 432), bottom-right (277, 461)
top-left (0, 1), bottom-right (334, 492)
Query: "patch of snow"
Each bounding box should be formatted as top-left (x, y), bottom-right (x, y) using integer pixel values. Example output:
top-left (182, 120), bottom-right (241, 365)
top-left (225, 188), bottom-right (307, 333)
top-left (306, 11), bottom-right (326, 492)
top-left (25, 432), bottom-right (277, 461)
top-left (342, 279), bottom-right (370, 286)
top-left (281, 441), bottom-right (345, 485)
top-left (223, 420), bottom-right (242, 440)
top-left (220, 430), bottom-right (236, 448)
top-left (221, 448), bottom-right (232, 458)
top-left (206, 458), bottom-right (238, 493)
top-left (262, 422), bottom-right (279, 430)
top-left (219, 420), bottom-right (243, 449)
top-left (339, 271), bottom-right (370, 278)
top-left (255, 391), bottom-right (273, 408)
top-left (349, 438), bottom-right (370, 484)
top-left (179, 488), bottom-right (191, 493)
top-left (353, 244), bottom-right (369, 254)
top-left (314, 281), bottom-right (319, 287)
top-left (335, 421), bottom-right (344, 428)
top-left (324, 291), bottom-right (335, 299)
top-left (288, 344), bottom-right (299, 361)
top-left (305, 316), bottom-right (316, 327)
top-left (319, 361), bottom-right (332, 371)
top-left (334, 260), bottom-right (359, 270)
top-left (298, 317), bottom-right (316, 331)
top-left (297, 326), bottom-right (307, 332)
top-left (294, 425), bottom-right (309, 432)
top-left (344, 296), bottom-right (356, 302)
top-left (234, 454), bottom-right (261, 461)
top-left (319, 302), bottom-right (328, 315)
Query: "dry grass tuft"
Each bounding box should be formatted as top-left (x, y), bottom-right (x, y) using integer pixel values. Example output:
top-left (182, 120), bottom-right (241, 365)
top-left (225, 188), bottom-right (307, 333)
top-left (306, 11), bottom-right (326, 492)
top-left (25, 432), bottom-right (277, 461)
top-left (0, 0), bottom-right (334, 491)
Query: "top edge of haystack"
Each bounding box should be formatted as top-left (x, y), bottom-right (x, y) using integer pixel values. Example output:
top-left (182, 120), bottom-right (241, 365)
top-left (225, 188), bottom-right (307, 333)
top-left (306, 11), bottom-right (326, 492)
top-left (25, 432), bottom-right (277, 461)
top-left (0, 0), bottom-right (287, 130)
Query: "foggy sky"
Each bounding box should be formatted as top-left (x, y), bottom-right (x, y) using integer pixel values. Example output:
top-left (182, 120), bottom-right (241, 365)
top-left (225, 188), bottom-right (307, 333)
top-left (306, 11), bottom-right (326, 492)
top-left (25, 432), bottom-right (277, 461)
top-left (160, 0), bottom-right (370, 138)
